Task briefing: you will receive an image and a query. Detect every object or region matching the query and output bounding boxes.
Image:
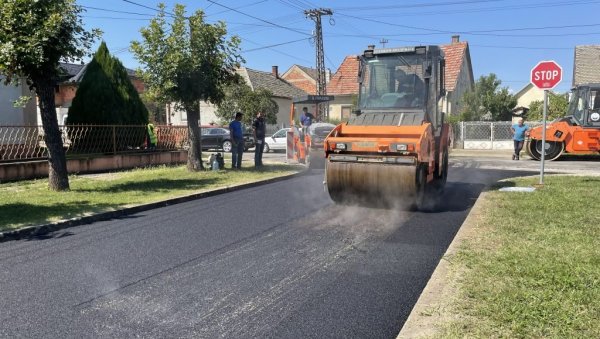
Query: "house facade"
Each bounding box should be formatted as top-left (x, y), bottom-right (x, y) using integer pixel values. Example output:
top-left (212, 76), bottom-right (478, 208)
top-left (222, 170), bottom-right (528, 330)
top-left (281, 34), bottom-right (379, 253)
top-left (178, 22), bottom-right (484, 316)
top-left (169, 66), bottom-right (310, 128)
top-left (0, 77), bottom-right (37, 125)
top-left (326, 56), bottom-right (359, 122)
top-left (440, 35), bottom-right (475, 116)
top-left (281, 65), bottom-right (318, 95)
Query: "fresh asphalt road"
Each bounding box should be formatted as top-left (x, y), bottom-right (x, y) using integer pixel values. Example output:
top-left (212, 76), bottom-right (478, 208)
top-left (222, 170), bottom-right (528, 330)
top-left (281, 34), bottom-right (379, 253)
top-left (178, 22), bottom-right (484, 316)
top-left (0, 154), bottom-right (575, 338)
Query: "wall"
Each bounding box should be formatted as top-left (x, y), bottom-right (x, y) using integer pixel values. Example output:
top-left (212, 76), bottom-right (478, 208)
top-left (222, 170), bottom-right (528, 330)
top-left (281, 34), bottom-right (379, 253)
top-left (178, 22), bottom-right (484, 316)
top-left (516, 85), bottom-right (545, 108)
top-left (0, 77), bottom-right (37, 125)
top-left (0, 151), bottom-right (188, 182)
top-left (328, 95), bottom-right (353, 121)
top-left (281, 67), bottom-right (316, 94)
top-left (447, 57), bottom-right (473, 116)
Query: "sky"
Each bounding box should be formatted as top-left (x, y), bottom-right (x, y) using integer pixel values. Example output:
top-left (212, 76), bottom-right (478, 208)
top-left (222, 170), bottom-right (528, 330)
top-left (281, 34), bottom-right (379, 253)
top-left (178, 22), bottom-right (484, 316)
top-left (77, 0), bottom-right (600, 94)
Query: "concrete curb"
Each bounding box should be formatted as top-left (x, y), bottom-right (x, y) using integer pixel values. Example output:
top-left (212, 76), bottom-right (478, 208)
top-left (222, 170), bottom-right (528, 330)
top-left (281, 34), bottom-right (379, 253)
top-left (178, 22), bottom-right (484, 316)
top-left (0, 170), bottom-right (305, 243)
top-left (397, 191), bottom-right (489, 338)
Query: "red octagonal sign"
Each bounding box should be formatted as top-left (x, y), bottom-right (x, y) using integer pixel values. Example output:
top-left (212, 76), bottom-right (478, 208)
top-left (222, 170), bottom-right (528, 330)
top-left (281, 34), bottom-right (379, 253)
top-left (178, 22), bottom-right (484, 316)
top-left (530, 60), bottom-right (562, 89)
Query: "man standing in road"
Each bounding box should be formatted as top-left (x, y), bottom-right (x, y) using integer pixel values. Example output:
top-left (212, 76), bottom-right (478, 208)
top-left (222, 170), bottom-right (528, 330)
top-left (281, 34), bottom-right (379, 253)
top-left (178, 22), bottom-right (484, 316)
top-left (511, 118), bottom-right (530, 160)
top-left (252, 111), bottom-right (266, 167)
top-left (229, 112), bottom-right (244, 169)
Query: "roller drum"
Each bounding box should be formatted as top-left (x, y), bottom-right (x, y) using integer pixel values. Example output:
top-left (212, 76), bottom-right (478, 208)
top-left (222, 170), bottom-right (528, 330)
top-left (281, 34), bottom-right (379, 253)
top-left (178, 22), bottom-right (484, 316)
top-left (325, 160), bottom-right (418, 205)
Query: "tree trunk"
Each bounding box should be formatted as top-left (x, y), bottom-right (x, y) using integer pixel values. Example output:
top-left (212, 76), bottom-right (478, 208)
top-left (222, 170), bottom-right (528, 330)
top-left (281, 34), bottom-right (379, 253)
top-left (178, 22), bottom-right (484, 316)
top-left (35, 79), bottom-right (70, 191)
top-left (186, 106), bottom-right (203, 171)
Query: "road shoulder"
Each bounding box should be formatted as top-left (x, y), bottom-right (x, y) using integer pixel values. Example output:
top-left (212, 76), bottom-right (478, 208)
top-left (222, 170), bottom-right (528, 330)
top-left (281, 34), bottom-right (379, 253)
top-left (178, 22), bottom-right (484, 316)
top-left (397, 191), bottom-right (489, 338)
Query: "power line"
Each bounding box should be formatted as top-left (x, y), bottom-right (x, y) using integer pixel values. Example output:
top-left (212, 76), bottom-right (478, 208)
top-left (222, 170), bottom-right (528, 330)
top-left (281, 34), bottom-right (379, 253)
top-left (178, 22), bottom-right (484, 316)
top-left (241, 37), bottom-right (313, 64)
top-left (343, 0), bottom-right (600, 18)
top-left (337, 12), bottom-right (600, 36)
top-left (242, 37), bottom-right (311, 52)
top-left (206, 0), bottom-right (312, 36)
top-left (334, 0), bottom-right (510, 11)
top-left (82, 5), bottom-right (155, 17)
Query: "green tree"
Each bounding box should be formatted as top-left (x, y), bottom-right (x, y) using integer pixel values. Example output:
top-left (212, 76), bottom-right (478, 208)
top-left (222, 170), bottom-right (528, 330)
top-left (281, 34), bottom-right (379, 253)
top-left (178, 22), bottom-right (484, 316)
top-left (67, 42), bottom-right (148, 125)
top-left (131, 3), bottom-right (243, 171)
top-left (526, 92), bottom-right (569, 121)
top-left (460, 74), bottom-right (517, 121)
top-left (216, 81), bottom-right (278, 125)
top-left (0, 0), bottom-right (100, 191)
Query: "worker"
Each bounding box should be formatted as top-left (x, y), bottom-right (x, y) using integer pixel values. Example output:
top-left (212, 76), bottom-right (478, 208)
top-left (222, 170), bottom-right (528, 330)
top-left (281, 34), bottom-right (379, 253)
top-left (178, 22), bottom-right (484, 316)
top-left (252, 111), bottom-right (266, 167)
top-left (510, 118), bottom-right (530, 160)
top-left (228, 112), bottom-right (244, 169)
top-left (300, 107), bottom-right (314, 127)
top-left (146, 123), bottom-right (157, 150)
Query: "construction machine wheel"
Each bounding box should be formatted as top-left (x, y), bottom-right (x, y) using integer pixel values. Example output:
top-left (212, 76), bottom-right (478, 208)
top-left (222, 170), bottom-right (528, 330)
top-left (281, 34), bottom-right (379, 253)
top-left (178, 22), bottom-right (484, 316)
top-left (432, 149), bottom-right (449, 193)
top-left (527, 139), bottom-right (564, 161)
top-left (325, 160), bottom-right (418, 208)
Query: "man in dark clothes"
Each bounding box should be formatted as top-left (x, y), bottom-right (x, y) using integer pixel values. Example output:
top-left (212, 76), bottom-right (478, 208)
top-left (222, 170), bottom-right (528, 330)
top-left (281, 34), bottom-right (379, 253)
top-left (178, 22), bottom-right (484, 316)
top-left (252, 111), bottom-right (266, 167)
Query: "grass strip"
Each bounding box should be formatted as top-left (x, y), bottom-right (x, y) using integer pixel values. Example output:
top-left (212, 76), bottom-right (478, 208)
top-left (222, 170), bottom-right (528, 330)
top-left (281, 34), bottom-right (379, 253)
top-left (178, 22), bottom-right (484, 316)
top-left (0, 163), bottom-right (302, 232)
top-left (440, 175), bottom-right (600, 338)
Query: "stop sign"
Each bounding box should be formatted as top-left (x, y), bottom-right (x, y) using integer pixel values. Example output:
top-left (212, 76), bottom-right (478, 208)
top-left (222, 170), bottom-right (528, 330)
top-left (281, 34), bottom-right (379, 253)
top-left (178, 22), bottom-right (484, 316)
top-left (531, 60), bottom-right (562, 89)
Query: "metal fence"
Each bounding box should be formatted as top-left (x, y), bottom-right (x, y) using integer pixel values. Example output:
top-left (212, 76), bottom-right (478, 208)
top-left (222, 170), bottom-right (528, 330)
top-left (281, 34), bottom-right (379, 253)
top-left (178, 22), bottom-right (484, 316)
top-left (0, 125), bottom-right (188, 162)
top-left (453, 121), bottom-right (542, 149)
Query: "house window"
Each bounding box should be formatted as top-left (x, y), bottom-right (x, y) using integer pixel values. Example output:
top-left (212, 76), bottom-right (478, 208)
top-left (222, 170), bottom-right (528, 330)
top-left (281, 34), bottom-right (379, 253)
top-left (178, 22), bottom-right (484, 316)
top-left (341, 106), bottom-right (352, 120)
top-left (180, 110), bottom-right (187, 121)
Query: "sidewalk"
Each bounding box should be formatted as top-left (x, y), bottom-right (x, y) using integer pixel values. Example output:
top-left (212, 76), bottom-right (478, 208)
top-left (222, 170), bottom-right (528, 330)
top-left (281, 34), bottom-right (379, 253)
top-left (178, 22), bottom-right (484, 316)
top-left (450, 148), bottom-right (513, 158)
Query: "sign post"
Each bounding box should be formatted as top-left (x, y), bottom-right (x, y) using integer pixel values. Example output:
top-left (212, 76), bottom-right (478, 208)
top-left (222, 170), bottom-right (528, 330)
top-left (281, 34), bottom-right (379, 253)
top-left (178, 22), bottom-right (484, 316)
top-left (530, 60), bottom-right (562, 185)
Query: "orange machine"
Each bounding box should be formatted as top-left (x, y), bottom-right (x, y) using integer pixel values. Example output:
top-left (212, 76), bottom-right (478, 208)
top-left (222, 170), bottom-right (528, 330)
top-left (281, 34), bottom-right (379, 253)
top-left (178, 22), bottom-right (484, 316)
top-left (526, 84), bottom-right (600, 160)
top-left (286, 95), bottom-right (334, 165)
top-left (324, 45), bottom-right (451, 209)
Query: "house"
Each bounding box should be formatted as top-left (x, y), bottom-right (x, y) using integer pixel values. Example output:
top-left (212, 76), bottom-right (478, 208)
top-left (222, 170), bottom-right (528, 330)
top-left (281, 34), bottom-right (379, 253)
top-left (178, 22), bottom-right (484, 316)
top-left (573, 45), bottom-right (600, 86)
top-left (440, 35), bottom-right (475, 116)
top-left (0, 77), bottom-right (37, 125)
top-left (281, 65), bottom-right (318, 94)
top-left (43, 63), bottom-right (145, 125)
top-left (169, 66), bottom-right (310, 127)
top-left (326, 56), bottom-right (359, 121)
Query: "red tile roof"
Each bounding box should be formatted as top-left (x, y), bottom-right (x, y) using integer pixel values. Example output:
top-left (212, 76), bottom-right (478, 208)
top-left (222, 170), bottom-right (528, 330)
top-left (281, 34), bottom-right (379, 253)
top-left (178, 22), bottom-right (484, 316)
top-left (441, 42), bottom-right (469, 91)
top-left (326, 56), bottom-right (359, 95)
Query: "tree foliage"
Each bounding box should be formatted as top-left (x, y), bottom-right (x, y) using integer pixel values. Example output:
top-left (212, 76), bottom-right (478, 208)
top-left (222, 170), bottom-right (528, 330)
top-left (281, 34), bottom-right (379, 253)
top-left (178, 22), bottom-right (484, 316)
top-left (216, 81), bottom-right (278, 125)
top-left (0, 0), bottom-right (100, 191)
top-left (526, 92), bottom-right (569, 121)
top-left (68, 42), bottom-right (148, 125)
top-left (460, 74), bottom-right (517, 121)
top-left (131, 3), bottom-right (243, 171)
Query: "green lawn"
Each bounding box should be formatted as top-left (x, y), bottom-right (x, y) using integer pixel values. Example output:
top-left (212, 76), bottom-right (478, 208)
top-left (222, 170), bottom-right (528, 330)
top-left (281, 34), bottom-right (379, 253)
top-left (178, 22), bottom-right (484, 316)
top-left (0, 163), bottom-right (302, 232)
top-left (440, 175), bottom-right (600, 338)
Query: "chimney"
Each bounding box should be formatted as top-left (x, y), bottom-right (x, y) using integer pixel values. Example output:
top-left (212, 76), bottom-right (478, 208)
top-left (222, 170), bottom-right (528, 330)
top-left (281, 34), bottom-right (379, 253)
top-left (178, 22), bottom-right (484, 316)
top-left (451, 35), bottom-right (460, 44)
top-left (272, 65), bottom-right (279, 79)
top-left (367, 45), bottom-right (375, 50)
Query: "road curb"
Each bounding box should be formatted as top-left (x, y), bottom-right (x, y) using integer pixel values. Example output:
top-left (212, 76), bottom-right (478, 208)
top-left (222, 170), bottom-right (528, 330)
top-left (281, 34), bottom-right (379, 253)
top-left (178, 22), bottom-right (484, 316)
top-left (397, 191), bottom-right (489, 338)
top-left (0, 170), bottom-right (305, 243)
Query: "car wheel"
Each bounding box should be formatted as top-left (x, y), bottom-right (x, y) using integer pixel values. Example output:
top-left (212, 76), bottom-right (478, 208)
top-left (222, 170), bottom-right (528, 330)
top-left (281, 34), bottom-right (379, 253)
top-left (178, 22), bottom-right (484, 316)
top-left (222, 140), bottom-right (232, 152)
top-left (263, 143), bottom-right (270, 153)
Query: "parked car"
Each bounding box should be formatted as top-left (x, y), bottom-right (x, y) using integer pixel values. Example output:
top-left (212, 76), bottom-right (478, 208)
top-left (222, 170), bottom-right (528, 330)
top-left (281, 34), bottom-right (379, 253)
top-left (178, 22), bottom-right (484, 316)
top-left (201, 127), bottom-right (254, 152)
top-left (263, 128), bottom-right (290, 153)
top-left (307, 122), bottom-right (336, 149)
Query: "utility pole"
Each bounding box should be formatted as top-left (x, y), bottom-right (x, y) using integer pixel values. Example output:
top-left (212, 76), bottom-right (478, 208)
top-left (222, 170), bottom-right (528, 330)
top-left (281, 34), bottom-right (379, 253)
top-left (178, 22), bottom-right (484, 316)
top-left (305, 8), bottom-right (333, 121)
top-left (380, 38), bottom-right (388, 48)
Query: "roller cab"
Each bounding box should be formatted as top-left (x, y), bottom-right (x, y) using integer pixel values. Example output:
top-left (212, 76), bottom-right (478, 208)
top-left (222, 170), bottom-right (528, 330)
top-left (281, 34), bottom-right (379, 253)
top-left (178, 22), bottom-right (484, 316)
top-left (324, 45), bottom-right (451, 209)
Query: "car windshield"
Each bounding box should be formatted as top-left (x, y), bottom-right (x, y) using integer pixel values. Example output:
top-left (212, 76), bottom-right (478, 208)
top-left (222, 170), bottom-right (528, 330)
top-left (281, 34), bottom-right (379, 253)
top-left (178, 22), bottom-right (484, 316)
top-left (358, 53), bottom-right (426, 109)
top-left (308, 123), bottom-right (335, 137)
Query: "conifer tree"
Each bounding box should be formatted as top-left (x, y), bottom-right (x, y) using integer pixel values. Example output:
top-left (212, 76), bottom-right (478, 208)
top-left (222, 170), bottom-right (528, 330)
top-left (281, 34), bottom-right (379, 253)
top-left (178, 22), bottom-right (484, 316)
top-left (68, 42), bottom-right (148, 125)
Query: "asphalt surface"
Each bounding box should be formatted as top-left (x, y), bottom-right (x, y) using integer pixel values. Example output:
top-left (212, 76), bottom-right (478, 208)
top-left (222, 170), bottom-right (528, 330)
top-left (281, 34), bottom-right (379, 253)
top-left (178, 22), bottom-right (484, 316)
top-left (0, 154), bottom-right (579, 338)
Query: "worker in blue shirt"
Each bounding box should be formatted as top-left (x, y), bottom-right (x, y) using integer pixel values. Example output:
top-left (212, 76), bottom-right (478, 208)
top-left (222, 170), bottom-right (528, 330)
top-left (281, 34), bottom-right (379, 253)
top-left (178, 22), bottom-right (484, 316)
top-left (511, 118), bottom-right (530, 160)
top-left (228, 112), bottom-right (244, 169)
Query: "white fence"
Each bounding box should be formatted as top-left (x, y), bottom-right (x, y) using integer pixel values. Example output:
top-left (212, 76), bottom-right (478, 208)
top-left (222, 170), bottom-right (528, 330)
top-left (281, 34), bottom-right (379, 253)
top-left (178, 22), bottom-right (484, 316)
top-left (454, 121), bottom-right (542, 150)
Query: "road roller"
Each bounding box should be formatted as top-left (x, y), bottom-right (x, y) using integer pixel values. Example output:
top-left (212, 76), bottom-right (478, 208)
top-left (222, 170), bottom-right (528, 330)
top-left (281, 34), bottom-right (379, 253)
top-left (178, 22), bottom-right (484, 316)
top-left (526, 84), bottom-right (600, 161)
top-left (324, 45), bottom-right (451, 209)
